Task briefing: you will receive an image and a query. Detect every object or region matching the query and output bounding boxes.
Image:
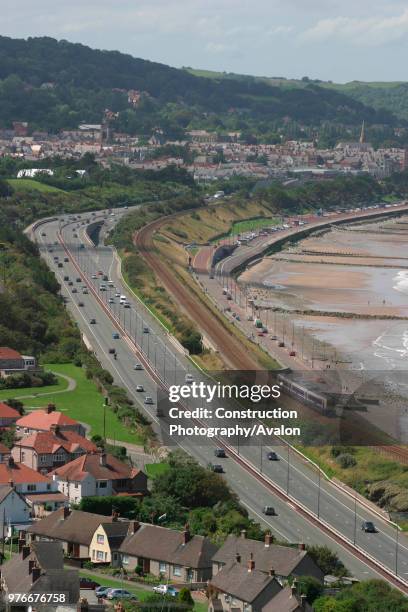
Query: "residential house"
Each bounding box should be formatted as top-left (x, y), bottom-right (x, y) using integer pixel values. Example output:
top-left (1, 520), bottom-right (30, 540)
top-left (27, 508), bottom-right (121, 560)
top-left (115, 522), bottom-right (217, 583)
top-left (0, 457), bottom-right (67, 516)
top-left (261, 585), bottom-right (312, 612)
top-left (212, 533), bottom-right (324, 585)
top-left (51, 451), bottom-right (148, 503)
top-left (208, 557), bottom-right (282, 612)
top-left (0, 443), bottom-right (11, 463)
top-left (0, 540), bottom-right (79, 603)
top-left (0, 485), bottom-right (31, 526)
top-left (0, 402), bottom-right (20, 429)
top-left (0, 347), bottom-right (37, 377)
top-left (12, 426), bottom-right (97, 472)
top-left (90, 521), bottom-right (130, 564)
top-left (16, 404), bottom-right (86, 437)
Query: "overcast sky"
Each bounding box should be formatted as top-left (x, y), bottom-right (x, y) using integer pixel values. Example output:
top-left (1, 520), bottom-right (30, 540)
top-left (2, 0), bottom-right (408, 82)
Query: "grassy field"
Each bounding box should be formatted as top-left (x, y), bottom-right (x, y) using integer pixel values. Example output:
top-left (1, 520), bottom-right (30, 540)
top-left (7, 178), bottom-right (65, 193)
top-left (144, 462), bottom-right (170, 479)
top-left (0, 373), bottom-right (69, 400)
top-left (6, 363), bottom-right (141, 445)
top-left (231, 217), bottom-right (279, 235)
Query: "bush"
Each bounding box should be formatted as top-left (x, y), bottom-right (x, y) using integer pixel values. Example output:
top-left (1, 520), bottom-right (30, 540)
top-left (336, 453), bottom-right (357, 469)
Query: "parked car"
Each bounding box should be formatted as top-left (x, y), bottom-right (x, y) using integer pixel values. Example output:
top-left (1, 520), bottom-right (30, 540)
top-left (91, 274), bottom-right (97, 279)
top-left (63, 276), bottom-right (69, 281)
top-left (143, 326), bottom-right (149, 333)
top-left (79, 577), bottom-right (100, 590)
top-left (267, 451), bottom-right (279, 461)
top-left (72, 288), bottom-right (77, 293)
top-left (153, 584), bottom-right (179, 597)
top-left (95, 586), bottom-right (111, 599)
top-left (108, 298), bottom-right (115, 304)
top-left (214, 448), bottom-right (226, 458)
top-left (106, 589), bottom-right (136, 600)
top-left (362, 521), bottom-right (377, 533)
top-left (263, 506), bottom-right (276, 516)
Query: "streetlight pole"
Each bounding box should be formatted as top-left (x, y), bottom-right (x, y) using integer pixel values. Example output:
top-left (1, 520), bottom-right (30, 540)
top-left (286, 443), bottom-right (290, 495)
top-left (353, 495), bottom-right (357, 545)
top-left (317, 467), bottom-right (321, 519)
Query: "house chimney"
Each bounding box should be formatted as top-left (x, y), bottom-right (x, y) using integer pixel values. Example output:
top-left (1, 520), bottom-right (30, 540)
top-left (63, 506), bottom-right (70, 519)
top-left (7, 456), bottom-right (14, 468)
top-left (291, 583), bottom-right (297, 598)
top-left (265, 532), bottom-right (273, 547)
top-left (112, 511), bottom-right (119, 522)
top-left (269, 567), bottom-right (275, 577)
top-left (50, 423), bottom-right (60, 435)
top-left (235, 552), bottom-right (241, 564)
top-left (300, 594), bottom-right (307, 610)
top-left (18, 533), bottom-right (26, 552)
top-left (28, 559), bottom-right (35, 574)
top-left (248, 552), bottom-right (255, 573)
top-left (100, 452), bottom-right (107, 466)
top-left (32, 566), bottom-right (41, 583)
top-left (240, 529), bottom-right (247, 539)
top-left (182, 523), bottom-right (191, 545)
top-left (46, 403), bottom-right (56, 414)
top-left (22, 545), bottom-right (30, 560)
top-left (127, 521), bottom-right (139, 536)
top-left (298, 543), bottom-right (305, 551)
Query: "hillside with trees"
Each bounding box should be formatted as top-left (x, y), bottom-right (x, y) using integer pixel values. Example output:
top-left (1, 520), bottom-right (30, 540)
top-left (0, 36), bottom-right (401, 140)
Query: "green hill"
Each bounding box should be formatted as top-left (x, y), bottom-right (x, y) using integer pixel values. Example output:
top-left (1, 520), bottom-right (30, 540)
top-left (0, 36), bottom-right (401, 140)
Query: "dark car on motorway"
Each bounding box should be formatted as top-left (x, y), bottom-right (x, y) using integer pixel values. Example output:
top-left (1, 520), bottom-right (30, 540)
top-left (362, 521), bottom-right (377, 533)
top-left (80, 577), bottom-right (100, 590)
top-left (90, 318), bottom-right (96, 324)
top-left (214, 448), bottom-right (226, 458)
top-left (211, 464), bottom-right (224, 473)
top-left (78, 302), bottom-right (84, 307)
top-left (263, 506), bottom-right (276, 516)
top-left (267, 451), bottom-right (279, 461)
top-left (108, 348), bottom-right (116, 354)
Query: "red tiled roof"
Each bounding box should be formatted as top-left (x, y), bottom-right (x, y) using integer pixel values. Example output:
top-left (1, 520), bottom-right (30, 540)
top-left (0, 347), bottom-right (22, 360)
top-left (0, 403), bottom-right (20, 420)
top-left (15, 431), bottom-right (97, 455)
top-left (16, 410), bottom-right (80, 431)
top-left (0, 461), bottom-right (51, 484)
top-left (51, 452), bottom-right (137, 482)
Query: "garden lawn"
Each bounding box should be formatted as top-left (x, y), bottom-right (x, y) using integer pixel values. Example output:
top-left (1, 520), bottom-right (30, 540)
top-left (144, 462), bottom-right (170, 479)
top-left (9, 363), bottom-right (141, 445)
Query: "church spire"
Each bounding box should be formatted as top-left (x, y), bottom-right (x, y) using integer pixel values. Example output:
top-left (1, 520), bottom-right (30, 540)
top-left (359, 120), bottom-right (365, 144)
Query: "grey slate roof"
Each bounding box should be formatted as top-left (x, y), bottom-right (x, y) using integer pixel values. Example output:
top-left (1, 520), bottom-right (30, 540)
top-left (119, 523), bottom-right (217, 568)
top-left (210, 562), bottom-right (279, 603)
top-left (212, 536), bottom-right (311, 577)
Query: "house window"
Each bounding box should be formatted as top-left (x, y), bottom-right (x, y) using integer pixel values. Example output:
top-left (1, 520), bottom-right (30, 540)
top-left (97, 551), bottom-right (104, 561)
top-left (122, 555), bottom-right (129, 565)
top-left (27, 484), bottom-right (36, 492)
top-left (159, 562), bottom-right (167, 573)
top-left (98, 481), bottom-right (107, 489)
top-left (173, 565), bottom-right (182, 577)
top-left (54, 453), bottom-right (65, 462)
top-left (97, 534), bottom-right (104, 544)
top-left (46, 484), bottom-right (51, 491)
top-left (116, 479), bottom-right (127, 488)
top-left (39, 455), bottom-right (47, 463)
